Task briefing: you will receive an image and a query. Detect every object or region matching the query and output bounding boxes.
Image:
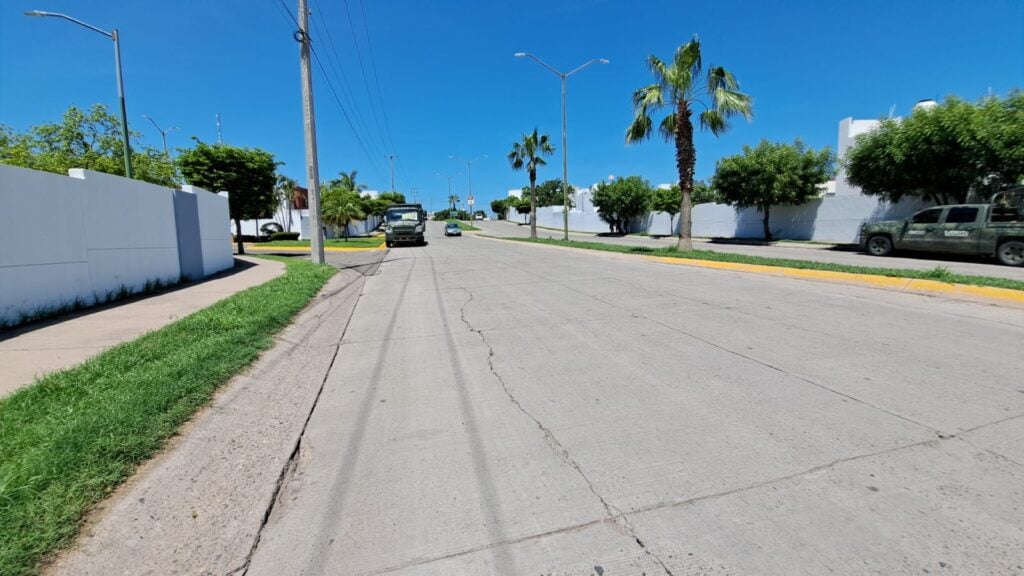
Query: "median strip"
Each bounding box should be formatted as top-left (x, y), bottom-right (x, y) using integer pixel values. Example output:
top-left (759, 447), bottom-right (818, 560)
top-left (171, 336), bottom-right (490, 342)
top-left (499, 237), bottom-right (1024, 304)
top-left (0, 256), bottom-right (336, 576)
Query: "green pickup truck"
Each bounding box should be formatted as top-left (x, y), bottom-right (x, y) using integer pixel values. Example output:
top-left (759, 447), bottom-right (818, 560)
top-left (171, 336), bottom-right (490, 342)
top-left (383, 203), bottom-right (427, 247)
top-left (859, 190), bottom-right (1024, 266)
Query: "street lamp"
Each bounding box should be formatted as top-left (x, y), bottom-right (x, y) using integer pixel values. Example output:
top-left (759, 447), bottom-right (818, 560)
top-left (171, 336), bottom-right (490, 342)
top-left (515, 52), bottom-right (608, 240)
top-left (142, 115), bottom-right (179, 156)
top-left (26, 10), bottom-right (134, 179)
top-left (449, 154), bottom-right (486, 218)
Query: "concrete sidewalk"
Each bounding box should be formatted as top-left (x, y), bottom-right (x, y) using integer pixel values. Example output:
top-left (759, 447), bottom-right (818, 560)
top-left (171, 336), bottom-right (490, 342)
top-left (0, 256), bottom-right (284, 398)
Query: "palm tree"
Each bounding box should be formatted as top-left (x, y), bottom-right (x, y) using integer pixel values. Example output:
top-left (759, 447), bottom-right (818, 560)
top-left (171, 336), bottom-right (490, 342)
top-left (330, 170), bottom-right (367, 194)
top-left (626, 35), bottom-right (753, 250)
top-left (448, 194), bottom-right (460, 212)
top-left (274, 174), bottom-right (298, 232)
top-left (322, 188), bottom-right (366, 241)
top-left (508, 129), bottom-right (555, 238)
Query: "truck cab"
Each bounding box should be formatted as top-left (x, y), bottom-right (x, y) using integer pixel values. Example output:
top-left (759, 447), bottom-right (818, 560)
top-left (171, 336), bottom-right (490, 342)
top-left (860, 190), bottom-right (1024, 266)
top-left (383, 203), bottom-right (426, 247)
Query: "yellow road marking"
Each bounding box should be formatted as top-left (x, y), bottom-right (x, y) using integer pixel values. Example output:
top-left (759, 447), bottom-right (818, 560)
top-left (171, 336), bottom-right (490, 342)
top-left (244, 243), bottom-right (386, 252)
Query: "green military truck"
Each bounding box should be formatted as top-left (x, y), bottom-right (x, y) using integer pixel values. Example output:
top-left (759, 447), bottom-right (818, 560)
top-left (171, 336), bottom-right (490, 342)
top-left (383, 203), bottom-right (427, 247)
top-left (859, 189), bottom-right (1024, 266)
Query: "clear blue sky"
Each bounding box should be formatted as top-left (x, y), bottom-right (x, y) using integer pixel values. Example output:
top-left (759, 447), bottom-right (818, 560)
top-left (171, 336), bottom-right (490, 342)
top-left (2, 0), bottom-right (1022, 212)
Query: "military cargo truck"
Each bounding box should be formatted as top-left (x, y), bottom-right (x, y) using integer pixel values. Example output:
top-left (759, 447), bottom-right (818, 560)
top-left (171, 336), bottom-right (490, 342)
top-left (859, 189), bottom-right (1024, 266)
top-left (383, 203), bottom-right (427, 247)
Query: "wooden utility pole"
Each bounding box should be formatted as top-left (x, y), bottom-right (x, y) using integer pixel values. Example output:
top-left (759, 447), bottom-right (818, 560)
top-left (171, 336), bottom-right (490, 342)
top-left (385, 154), bottom-right (398, 193)
top-left (298, 0), bottom-right (325, 264)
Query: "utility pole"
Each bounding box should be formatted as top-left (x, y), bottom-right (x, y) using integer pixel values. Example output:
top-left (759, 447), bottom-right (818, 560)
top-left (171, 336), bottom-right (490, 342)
top-left (410, 187), bottom-right (420, 204)
top-left (297, 0), bottom-right (325, 265)
top-left (142, 114), bottom-right (178, 156)
top-left (385, 154), bottom-right (398, 193)
top-left (216, 113), bottom-right (223, 144)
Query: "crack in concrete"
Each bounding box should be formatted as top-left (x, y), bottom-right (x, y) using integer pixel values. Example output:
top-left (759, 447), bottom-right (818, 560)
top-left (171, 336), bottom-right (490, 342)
top-left (226, 275), bottom-right (366, 576)
top-left (448, 278), bottom-right (675, 576)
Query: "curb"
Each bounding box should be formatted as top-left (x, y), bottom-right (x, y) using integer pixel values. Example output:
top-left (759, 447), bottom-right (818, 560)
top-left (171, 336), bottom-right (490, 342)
top-left (243, 243), bottom-right (386, 253)
top-left (480, 236), bottom-right (1024, 307)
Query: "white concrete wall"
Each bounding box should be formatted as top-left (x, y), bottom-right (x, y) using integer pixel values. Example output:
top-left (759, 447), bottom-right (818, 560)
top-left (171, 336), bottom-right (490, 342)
top-left (180, 185), bottom-right (233, 276)
top-left (0, 166), bottom-right (182, 325)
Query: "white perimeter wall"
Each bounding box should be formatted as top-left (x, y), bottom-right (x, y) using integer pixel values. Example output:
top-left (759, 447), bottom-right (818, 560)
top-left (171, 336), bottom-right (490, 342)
top-left (1, 166), bottom-right (231, 326)
top-left (181, 185), bottom-right (233, 276)
top-left (528, 194), bottom-right (931, 243)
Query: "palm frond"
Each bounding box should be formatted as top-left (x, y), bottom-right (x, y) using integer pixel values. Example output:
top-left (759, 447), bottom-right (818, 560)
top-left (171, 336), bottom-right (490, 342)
top-left (646, 55), bottom-right (670, 90)
top-left (713, 87), bottom-right (754, 121)
top-left (625, 113), bottom-right (653, 144)
top-left (706, 66), bottom-right (740, 93)
top-left (698, 110), bottom-right (729, 135)
top-left (673, 35), bottom-right (702, 85)
top-left (658, 114), bottom-right (677, 142)
top-left (632, 84), bottom-right (665, 112)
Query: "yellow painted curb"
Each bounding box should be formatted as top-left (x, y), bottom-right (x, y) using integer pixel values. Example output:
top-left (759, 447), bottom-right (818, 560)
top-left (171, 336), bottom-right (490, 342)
top-left (642, 255), bottom-right (1024, 305)
top-left (243, 243), bottom-right (386, 253)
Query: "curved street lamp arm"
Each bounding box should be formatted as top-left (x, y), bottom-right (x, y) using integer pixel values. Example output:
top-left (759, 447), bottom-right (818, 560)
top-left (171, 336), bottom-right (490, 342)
top-left (25, 10), bottom-right (112, 38)
top-left (566, 58), bottom-right (610, 78)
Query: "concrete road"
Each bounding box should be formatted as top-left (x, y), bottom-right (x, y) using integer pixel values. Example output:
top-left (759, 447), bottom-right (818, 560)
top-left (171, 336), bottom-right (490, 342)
top-left (244, 221), bottom-right (1024, 575)
top-left (477, 220), bottom-right (1024, 281)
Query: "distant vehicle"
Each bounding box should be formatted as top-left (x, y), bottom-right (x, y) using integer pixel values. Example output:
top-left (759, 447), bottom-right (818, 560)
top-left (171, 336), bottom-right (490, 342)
top-left (384, 203), bottom-right (426, 247)
top-left (474, 214), bottom-right (485, 220)
top-left (444, 222), bottom-right (462, 237)
top-left (860, 189), bottom-right (1024, 266)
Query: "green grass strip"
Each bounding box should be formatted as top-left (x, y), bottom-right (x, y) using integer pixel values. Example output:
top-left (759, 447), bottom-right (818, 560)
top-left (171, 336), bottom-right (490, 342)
top-left (0, 256), bottom-right (336, 575)
top-left (446, 219), bottom-right (480, 231)
top-left (259, 237), bottom-right (383, 248)
top-left (505, 237), bottom-right (1024, 292)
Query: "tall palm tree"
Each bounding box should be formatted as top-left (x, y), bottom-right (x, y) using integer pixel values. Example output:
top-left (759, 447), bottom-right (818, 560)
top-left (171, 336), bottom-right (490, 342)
top-left (322, 188), bottom-right (366, 241)
top-left (448, 194), bottom-right (460, 212)
top-left (274, 174), bottom-right (298, 232)
top-left (508, 128), bottom-right (555, 238)
top-left (626, 35), bottom-right (753, 250)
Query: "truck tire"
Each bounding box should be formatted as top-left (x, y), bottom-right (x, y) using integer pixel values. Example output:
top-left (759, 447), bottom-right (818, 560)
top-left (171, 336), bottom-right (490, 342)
top-left (996, 240), bottom-right (1024, 266)
top-left (867, 235), bottom-right (893, 257)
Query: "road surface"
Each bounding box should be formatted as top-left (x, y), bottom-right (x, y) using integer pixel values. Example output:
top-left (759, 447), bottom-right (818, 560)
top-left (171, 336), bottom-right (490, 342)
top-left (478, 219), bottom-right (1024, 282)
top-left (243, 222), bottom-right (1024, 575)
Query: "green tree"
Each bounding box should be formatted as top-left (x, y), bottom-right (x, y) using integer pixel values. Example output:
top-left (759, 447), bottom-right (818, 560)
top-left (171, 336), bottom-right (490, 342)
top-left (329, 169), bottom-right (368, 193)
top-left (508, 129), bottom-right (556, 238)
top-left (845, 92), bottom-right (1024, 205)
top-left (712, 139), bottom-right (835, 241)
top-left (448, 194), bottom-right (460, 211)
top-left (490, 198), bottom-right (509, 219)
top-left (0, 104), bottom-right (176, 186)
top-left (521, 178), bottom-right (574, 208)
top-left (177, 141), bottom-right (278, 254)
top-left (321, 188), bottom-right (366, 240)
top-left (590, 176), bottom-right (653, 234)
top-left (378, 192), bottom-right (406, 204)
top-left (626, 35), bottom-right (753, 250)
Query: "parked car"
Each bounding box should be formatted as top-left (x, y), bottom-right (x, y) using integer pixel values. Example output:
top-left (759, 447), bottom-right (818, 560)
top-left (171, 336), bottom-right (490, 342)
top-left (444, 222), bottom-right (462, 237)
top-left (859, 190), bottom-right (1024, 266)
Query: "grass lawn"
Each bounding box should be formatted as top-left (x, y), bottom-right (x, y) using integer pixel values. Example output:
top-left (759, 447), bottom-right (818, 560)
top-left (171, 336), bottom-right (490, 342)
top-left (447, 219), bottom-right (480, 231)
top-left (255, 237), bottom-right (384, 248)
top-left (505, 237), bottom-right (1024, 292)
top-left (0, 256), bottom-right (336, 575)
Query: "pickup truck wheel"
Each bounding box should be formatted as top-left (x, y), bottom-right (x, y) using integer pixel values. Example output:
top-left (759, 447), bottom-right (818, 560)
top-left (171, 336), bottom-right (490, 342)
top-left (996, 240), bottom-right (1024, 266)
top-left (867, 235), bottom-right (893, 257)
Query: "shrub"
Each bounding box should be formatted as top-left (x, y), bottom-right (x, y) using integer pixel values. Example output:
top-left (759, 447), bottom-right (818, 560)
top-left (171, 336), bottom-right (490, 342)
top-left (270, 231), bottom-right (300, 241)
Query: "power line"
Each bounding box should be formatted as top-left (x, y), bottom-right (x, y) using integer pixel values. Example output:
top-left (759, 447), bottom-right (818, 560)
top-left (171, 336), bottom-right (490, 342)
top-left (309, 0), bottom-right (389, 164)
top-left (341, 0), bottom-right (390, 155)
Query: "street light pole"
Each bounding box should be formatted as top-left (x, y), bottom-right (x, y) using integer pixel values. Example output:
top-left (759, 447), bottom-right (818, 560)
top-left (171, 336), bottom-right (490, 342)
top-left (515, 52), bottom-right (608, 240)
top-left (449, 155), bottom-right (486, 218)
top-left (26, 10), bottom-right (134, 179)
top-left (142, 115), bottom-right (178, 156)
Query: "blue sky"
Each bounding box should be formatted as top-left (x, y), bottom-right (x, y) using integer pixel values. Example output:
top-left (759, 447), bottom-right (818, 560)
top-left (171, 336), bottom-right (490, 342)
top-left (2, 0), bottom-right (1022, 212)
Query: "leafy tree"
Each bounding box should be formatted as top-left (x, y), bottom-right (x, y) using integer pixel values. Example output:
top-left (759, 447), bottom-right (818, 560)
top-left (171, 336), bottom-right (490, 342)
top-left (712, 139), bottom-right (834, 240)
top-left (845, 92), bottom-right (1024, 205)
top-left (508, 129), bottom-right (555, 238)
top-left (521, 178), bottom-right (574, 208)
top-left (378, 192), bottom-right (406, 204)
top-left (0, 104), bottom-right (176, 186)
top-left (490, 198), bottom-right (509, 219)
top-left (321, 188), bottom-right (366, 240)
top-left (513, 196), bottom-right (532, 215)
top-left (177, 141), bottom-right (278, 254)
top-left (626, 35), bottom-right (753, 250)
top-left (590, 176), bottom-right (653, 234)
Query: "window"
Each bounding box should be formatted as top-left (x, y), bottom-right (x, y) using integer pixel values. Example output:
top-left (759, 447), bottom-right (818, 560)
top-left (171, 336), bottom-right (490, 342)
top-left (944, 207), bottom-right (979, 224)
top-left (911, 208), bottom-right (942, 224)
